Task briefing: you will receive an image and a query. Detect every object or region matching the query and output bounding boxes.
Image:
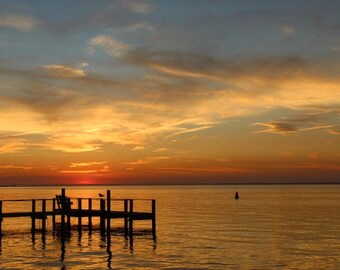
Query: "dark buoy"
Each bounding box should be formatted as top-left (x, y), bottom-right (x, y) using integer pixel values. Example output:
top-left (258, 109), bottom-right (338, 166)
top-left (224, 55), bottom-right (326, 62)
top-left (234, 191), bottom-right (239, 200)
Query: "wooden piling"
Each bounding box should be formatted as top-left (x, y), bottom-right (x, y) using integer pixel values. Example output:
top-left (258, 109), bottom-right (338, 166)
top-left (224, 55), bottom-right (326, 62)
top-left (0, 200), bottom-right (3, 236)
top-left (88, 198), bottom-right (92, 231)
top-left (129, 199), bottom-right (133, 236)
top-left (61, 190), bottom-right (66, 231)
top-left (106, 190), bottom-right (111, 235)
top-left (31, 199), bottom-right (36, 233)
top-left (66, 198), bottom-right (71, 229)
top-left (152, 199), bottom-right (156, 238)
top-left (100, 199), bottom-right (105, 235)
top-left (124, 199), bottom-right (128, 236)
top-left (52, 198), bottom-right (56, 230)
top-left (78, 198), bottom-right (82, 231)
top-left (42, 199), bottom-right (46, 233)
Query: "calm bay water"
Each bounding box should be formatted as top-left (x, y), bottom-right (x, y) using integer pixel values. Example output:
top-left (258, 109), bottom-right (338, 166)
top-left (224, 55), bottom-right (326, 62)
top-left (0, 185), bottom-right (339, 269)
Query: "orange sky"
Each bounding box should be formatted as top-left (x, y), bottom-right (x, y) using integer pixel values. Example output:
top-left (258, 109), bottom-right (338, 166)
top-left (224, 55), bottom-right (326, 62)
top-left (0, 1), bottom-right (339, 184)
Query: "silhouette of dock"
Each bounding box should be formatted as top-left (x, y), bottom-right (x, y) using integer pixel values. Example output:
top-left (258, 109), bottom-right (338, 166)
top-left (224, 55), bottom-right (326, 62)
top-left (0, 188), bottom-right (156, 238)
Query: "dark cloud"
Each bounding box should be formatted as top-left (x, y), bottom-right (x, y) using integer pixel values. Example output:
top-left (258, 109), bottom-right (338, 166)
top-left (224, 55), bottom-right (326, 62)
top-left (125, 48), bottom-right (339, 84)
top-left (270, 122), bottom-right (297, 132)
top-left (253, 110), bottom-right (339, 135)
top-left (4, 84), bottom-right (82, 123)
top-left (253, 122), bottom-right (298, 134)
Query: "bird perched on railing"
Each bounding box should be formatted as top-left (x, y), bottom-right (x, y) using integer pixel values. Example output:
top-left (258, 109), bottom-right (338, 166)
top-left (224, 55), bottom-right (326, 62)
top-left (99, 193), bottom-right (104, 198)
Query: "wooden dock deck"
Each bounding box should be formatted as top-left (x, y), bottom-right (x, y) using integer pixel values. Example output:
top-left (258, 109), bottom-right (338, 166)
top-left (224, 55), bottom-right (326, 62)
top-left (0, 188), bottom-right (156, 238)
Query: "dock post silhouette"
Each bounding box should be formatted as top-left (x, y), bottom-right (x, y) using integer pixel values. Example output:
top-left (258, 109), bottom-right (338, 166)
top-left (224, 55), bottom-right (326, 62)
top-left (42, 199), bottom-right (46, 233)
top-left (129, 199), bottom-right (134, 236)
top-left (0, 200), bottom-right (2, 237)
top-left (61, 188), bottom-right (66, 232)
top-left (31, 199), bottom-right (36, 233)
top-left (88, 198), bottom-right (92, 232)
top-left (52, 198), bottom-right (56, 230)
top-left (106, 190), bottom-right (111, 236)
top-left (100, 198), bottom-right (105, 235)
top-left (78, 198), bottom-right (82, 232)
top-left (124, 199), bottom-right (128, 236)
top-left (152, 199), bottom-right (156, 239)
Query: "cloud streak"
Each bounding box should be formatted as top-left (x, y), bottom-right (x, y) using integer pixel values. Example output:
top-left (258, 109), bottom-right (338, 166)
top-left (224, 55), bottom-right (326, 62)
top-left (0, 165), bottom-right (33, 170)
top-left (251, 111), bottom-right (338, 135)
top-left (87, 35), bottom-right (132, 57)
top-left (123, 0), bottom-right (153, 14)
top-left (0, 12), bottom-right (40, 31)
top-left (43, 65), bottom-right (87, 78)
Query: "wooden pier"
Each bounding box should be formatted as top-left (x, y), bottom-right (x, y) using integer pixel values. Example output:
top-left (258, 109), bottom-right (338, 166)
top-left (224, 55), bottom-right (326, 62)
top-left (0, 188), bottom-right (156, 238)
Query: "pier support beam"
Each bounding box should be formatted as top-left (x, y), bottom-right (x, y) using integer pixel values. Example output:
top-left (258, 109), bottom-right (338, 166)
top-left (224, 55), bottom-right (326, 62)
top-left (52, 198), bottom-right (56, 230)
top-left (61, 189), bottom-right (66, 231)
top-left (67, 207), bottom-right (71, 230)
top-left (0, 201), bottom-right (2, 237)
top-left (78, 198), bottom-right (82, 232)
top-left (31, 199), bottom-right (36, 233)
top-left (42, 199), bottom-right (46, 234)
top-left (124, 200), bottom-right (128, 236)
top-left (100, 199), bottom-right (105, 235)
top-left (152, 199), bottom-right (156, 239)
top-left (106, 190), bottom-right (111, 236)
top-left (129, 199), bottom-right (133, 236)
top-left (88, 198), bottom-right (92, 232)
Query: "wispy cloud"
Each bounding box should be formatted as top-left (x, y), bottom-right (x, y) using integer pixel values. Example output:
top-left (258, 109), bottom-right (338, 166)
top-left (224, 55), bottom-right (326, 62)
top-left (172, 125), bottom-right (213, 136)
top-left (252, 122), bottom-right (298, 134)
top-left (131, 146), bottom-right (145, 151)
top-left (60, 168), bottom-right (110, 174)
top-left (61, 162), bottom-right (110, 174)
top-left (307, 152), bottom-right (320, 159)
top-left (154, 148), bottom-right (168, 152)
top-left (0, 165), bottom-right (33, 170)
top-left (70, 161), bottom-right (107, 168)
top-left (327, 129), bottom-right (340, 135)
top-left (251, 111), bottom-right (338, 135)
top-left (0, 12), bottom-right (40, 31)
top-left (281, 25), bottom-right (296, 35)
top-left (44, 139), bottom-right (102, 153)
top-left (297, 163), bottom-right (340, 171)
top-left (125, 156), bottom-right (169, 166)
top-left (155, 166), bottom-right (255, 175)
top-left (87, 35), bottom-right (131, 57)
top-left (123, 0), bottom-right (153, 14)
top-left (43, 65), bottom-right (87, 78)
top-left (0, 139), bottom-right (27, 154)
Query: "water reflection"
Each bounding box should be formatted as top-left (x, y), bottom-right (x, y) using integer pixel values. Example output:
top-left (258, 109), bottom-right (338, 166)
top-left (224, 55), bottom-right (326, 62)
top-left (107, 233), bottom-right (112, 269)
top-left (42, 233), bottom-right (46, 250)
top-left (15, 229), bottom-right (157, 270)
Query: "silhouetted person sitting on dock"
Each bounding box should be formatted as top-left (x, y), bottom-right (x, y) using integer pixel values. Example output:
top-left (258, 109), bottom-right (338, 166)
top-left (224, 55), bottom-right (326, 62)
top-left (56, 195), bottom-right (73, 210)
top-left (234, 191), bottom-right (239, 200)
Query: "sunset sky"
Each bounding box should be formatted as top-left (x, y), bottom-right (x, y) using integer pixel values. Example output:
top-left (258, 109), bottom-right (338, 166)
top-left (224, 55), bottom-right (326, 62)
top-left (0, 0), bottom-right (339, 185)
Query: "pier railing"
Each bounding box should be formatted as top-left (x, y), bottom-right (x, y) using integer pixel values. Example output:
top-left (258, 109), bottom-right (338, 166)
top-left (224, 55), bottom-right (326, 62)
top-left (0, 188), bottom-right (156, 238)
